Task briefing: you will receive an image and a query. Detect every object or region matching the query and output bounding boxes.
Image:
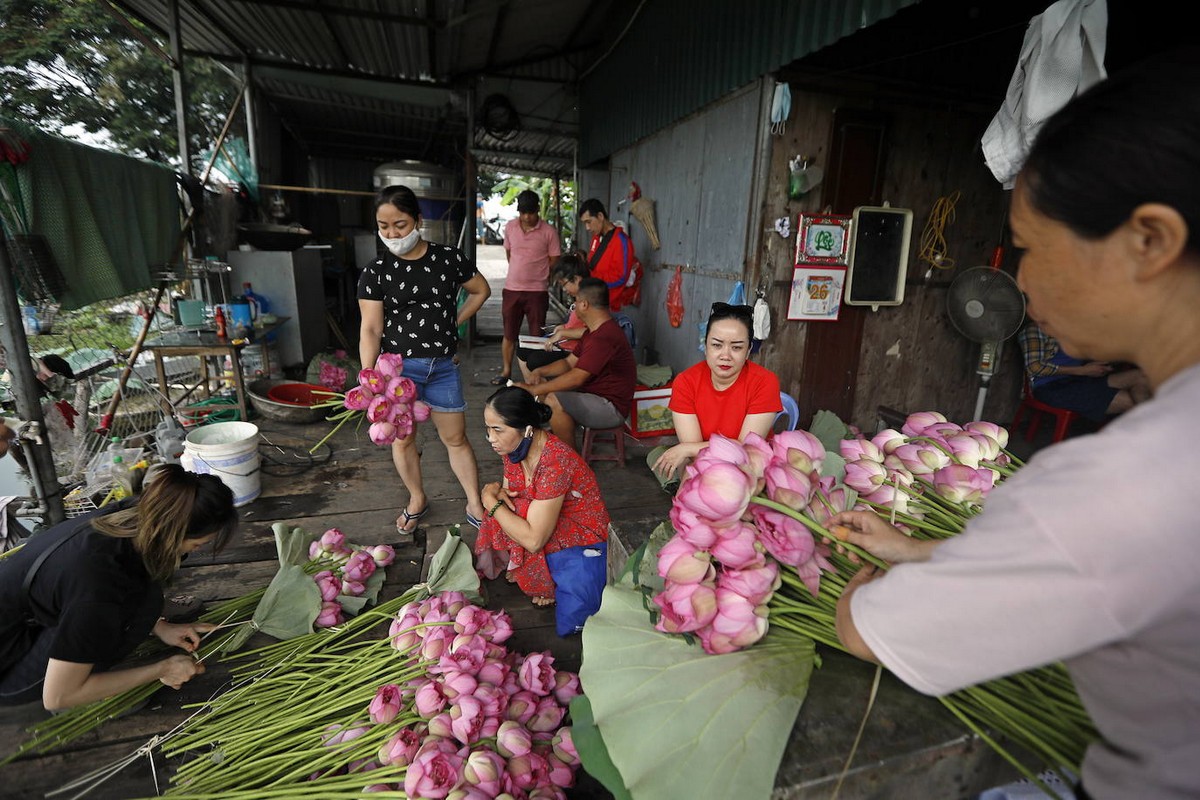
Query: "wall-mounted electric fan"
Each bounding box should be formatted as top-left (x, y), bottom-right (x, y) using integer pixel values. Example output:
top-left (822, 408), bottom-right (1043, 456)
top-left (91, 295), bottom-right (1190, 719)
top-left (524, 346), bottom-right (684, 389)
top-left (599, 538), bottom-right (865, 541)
top-left (946, 266), bottom-right (1026, 420)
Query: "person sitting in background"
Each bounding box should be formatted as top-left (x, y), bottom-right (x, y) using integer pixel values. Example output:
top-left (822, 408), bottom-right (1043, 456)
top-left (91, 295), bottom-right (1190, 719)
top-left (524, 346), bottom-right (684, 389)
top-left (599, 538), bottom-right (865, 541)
top-left (0, 465), bottom-right (236, 710)
top-left (514, 252), bottom-right (589, 382)
top-left (514, 278), bottom-right (637, 451)
top-left (1018, 319), bottom-right (1150, 422)
top-left (578, 198), bottom-right (636, 310)
top-left (649, 302), bottom-right (782, 487)
top-left (475, 387), bottom-right (610, 608)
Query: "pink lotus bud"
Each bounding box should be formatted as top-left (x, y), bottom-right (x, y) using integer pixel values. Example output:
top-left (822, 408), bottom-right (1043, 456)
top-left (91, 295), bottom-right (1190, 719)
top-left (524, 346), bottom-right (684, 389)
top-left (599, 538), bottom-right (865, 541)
top-left (420, 627), bottom-right (454, 661)
top-left (653, 580), bottom-right (718, 634)
top-left (343, 550), bottom-right (377, 583)
top-left (669, 504), bottom-right (721, 549)
top-left (454, 605), bottom-right (495, 636)
top-left (871, 428), bottom-right (907, 454)
top-left (315, 600), bottom-right (344, 628)
top-left (404, 748), bottom-right (464, 799)
top-left (553, 672), bottom-right (581, 707)
top-left (517, 651), bottom-right (557, 696)
top-left (313, 570), bottom-right (341, 602)
top-left (368, 420), bottom-right (396, 446)
top-left (527, 694), bottom-right (566, 732)
top-left (448, 693), bottom-right (487, 744)
top-left (508, 751), bottom-right (551, 792)
top-left (496, 719), bottom-right (533, 757)
top-left (478, 657), bottom-right (511, 688)
top-left (341, 578), bottom-right (366, 597)
top-left (415, 679), bottom-right (450, 718)
top-left (446, 789), bottom-right (494, 800)
top-left (374, 352), bottom-right (403, 378)
top-left (427, 711), bottom-right (454, 739)
top-left (546, 753), bottom-right (576, 789)
top-left (965, 420), bottom-right (1010, 449)
top-left (319, 527), bottom-right (347, 551)
top-left (412, 400), bottom-right (432, 422)
top-left (839, 437), bottom-right (884, 463)
top-left (366, 394), bottom-right (391, 423)
top-left (716, 561), bottom-right (780, 606)
top-left (462, 748), bottom-right (507, 795)
top-left (807, 481), bottom-right (851, 526)
top-left (843, 458), bottom-right (888, 495)
top-left (438, 669), bottom-right (478, 700)
top-left (358, 368), bottom-right (386, 393)
top-left (901, 410), bottom-right (948, 437)
top-left (740, 432), bottom-right (773, 478)
top-left (359, 784), bottom-right (392, 793)
top-left (676, 460), bottom-right (755, 525)
top-left (932, 464), bottom-right (995, 505)
top-left (528, 787), bottom-right (569, 800)
top-left (369, 544), bottom-right (396, 566)
top-left (764, 462), bottom-right (816, 509)
top-left (552, 726), bottom-right (578, 766)
top-left (750, 507), bottom-right (815, 569)
top-left (368, 683), bottom-right (403, 724)
top-left (941, 431), bottom-right (987, 468)
top-left (709, 522), bottom-right (766, 570)
top-left (505, 690), bottom-right (538, 725)
top-left (655, 536), bottom-right (715, 584)
top-left (771, 429), bottom-right (826, 474)
top-left (709, 588), bottom-right (769, 648)
top-left (322, 723), bottom-right (369, 746)
top-left (894, 443), bottom-right (950, 476)
top-left (860, 484), bottom-right (913, 515)
top-left (308, 540), bottom-right (324, 561)
top-left (378, 727), bottom-right (421, 767)
top-left (795, 543), bottom-right (836, 597)
top-left (344, 385), bottom-right (374, 411)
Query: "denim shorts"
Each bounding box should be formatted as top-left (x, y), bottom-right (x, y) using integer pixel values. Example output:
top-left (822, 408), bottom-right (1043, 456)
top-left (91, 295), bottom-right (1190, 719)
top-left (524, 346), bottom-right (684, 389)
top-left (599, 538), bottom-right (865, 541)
top-left (401, 356), bottom-right (466, 413)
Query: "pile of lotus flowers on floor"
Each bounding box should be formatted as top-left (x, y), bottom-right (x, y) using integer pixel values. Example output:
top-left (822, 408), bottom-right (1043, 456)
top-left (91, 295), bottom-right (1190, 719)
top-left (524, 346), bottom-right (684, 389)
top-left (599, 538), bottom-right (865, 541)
top-left (312, 352), bottom-right (431, 452)
top-left (577, 412), bottom-right (1096, 799)
top-left (161, 591), bottom-right (584, 799)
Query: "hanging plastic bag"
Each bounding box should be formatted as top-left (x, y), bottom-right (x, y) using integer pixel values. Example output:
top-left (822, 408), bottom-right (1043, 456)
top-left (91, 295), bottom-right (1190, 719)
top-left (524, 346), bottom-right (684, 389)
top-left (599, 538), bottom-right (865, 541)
top-left (753, 296), bottom-right (772, 340)
top-left (667, 265), bottom-right (684, 327)
top-left (727, 281), bottom-right (746, 306)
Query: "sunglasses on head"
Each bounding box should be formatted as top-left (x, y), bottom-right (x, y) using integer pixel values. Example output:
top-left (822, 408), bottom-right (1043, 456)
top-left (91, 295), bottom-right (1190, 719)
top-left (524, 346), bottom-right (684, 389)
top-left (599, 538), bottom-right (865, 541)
top-left (711, 302), bottom-right (753, 316)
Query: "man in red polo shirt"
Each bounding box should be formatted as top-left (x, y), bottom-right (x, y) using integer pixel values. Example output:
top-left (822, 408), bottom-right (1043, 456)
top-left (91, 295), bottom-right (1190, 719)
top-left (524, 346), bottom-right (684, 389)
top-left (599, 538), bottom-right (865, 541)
top-left (497, 190), bottom-right (561, 384)
top-left (578, 198), bottom-right (635, 311)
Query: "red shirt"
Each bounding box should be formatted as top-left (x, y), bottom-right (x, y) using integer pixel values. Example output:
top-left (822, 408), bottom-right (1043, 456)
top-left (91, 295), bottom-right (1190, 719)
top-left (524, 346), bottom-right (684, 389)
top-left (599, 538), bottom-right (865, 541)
top-left (669, 360), bottom-right (782, 441)
top-left (587, 227), bottom-right (635, 310)
top-left (575, 318), bottom-right (637, 417)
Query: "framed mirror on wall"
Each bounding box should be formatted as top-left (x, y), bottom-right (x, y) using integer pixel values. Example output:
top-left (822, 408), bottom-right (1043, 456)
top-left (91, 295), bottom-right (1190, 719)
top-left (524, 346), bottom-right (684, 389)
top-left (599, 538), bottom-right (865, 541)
top-left (845, 206), bottom-right (913, 308)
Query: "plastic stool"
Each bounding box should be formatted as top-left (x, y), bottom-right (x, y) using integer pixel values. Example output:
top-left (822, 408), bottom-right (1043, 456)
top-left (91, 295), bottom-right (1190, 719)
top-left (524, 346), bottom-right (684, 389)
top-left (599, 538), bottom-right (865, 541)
top-left (1011, 376), bottom-right (1079, 443)
top-left (581, 425), bottom-right (627, 466)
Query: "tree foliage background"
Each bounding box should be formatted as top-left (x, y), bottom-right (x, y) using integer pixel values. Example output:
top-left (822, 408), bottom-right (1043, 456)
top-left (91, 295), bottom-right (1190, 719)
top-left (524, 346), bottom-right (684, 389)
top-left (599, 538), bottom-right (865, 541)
top-left (0, 0), bottom-right (242, 169)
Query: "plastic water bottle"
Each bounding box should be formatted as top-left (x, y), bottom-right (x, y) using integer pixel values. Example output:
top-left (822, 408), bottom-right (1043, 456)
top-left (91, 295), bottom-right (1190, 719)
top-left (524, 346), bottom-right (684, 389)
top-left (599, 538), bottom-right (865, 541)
top-left (155, 418), bottom-right (187, 465)
top-left (242, 282), bottom-right (270, 318)
top-left (109, 455), bottom-right (134, 501)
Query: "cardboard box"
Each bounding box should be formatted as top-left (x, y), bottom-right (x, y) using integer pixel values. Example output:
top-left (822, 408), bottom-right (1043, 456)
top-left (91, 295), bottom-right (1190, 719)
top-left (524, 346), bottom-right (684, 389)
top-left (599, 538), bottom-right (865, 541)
top-left (628, 384), bottom-right (674, 438)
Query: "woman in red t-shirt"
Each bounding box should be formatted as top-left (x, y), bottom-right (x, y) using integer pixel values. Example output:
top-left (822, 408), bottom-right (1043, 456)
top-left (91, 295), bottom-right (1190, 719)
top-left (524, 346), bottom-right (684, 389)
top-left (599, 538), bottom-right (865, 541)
top-left (475, 387), bottom-right (610, 606)
top-left (650, 302), bottom-right (782, 485)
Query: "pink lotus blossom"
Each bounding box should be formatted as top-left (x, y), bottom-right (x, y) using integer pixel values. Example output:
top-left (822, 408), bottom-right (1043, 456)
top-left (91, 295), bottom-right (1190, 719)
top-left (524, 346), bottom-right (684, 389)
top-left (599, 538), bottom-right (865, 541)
top-left (717, 561), bottom-right (780, 606)
top-left (358, 368), bottom-right (386, 393)
top-left (415, 679), bottom-right (450, 718)
top-left (496, 719), bottom-right (533, 757)
top-left (653, 580), bottom-right (718, 633)
top-left (932, 464), bottom-right (995, 505)
top-left (839, 437), bottom-right (884, 463)
top-left (454, 605), bottom-right (496, 636)
top-left (368, 420), bottom-right (396, 446)
top-left (366, 394), bottom-right (391, 423)
top-left (871, 428), bottom-right (907, 454)
top-left (965, 420), bottom-right (1010, 449)
top-left (315, 600), bottom-right (343, 628)
top-left (378, 727), bottom-right (421, 767)
top-left (518, 651), bottom-right (557, 696)
top-left (843, 458), bottom-right (888, 495)
top-left (438, 669), bottom-right (479, 700)
top-left (436, 633), bottom-right (488, 675)
top-left (404, 748), bottom-right (464, 799)
top-left (374, 352), bottom-right (404, 378)
top-left (389, 611), bottom-right (423, 652)
top-left (751, 507), bottom-right (815, 568)
top-left (462, 749), bottom-right (507, 795)
top-left (552, 726), bottom-right (578, 766)
top-left (771, 429), bottom-right (826, 474)
top-left (313, 570), bottom-right (341, 602)
top-left (473, 682), bottom-right (507, 718)
top-left (508, 751), bottom-right (551, 792)
top-left (392, 412), bottom-right (415, 439)
top-left (676, 460), bottom-right (755, 525)
top-left (369, 683), bottom-right (403, 724)
top-left (656, 536), bottom-right (715, 584)
top-left (700, 434), bottom-right (751, 467)
top-left (901, 410), bottom-right (947, 437)
top-left (343, 550), bottom-right (377, 582)
top-left (527, 694), bottom-right (566, 733)
top-left (448, 693), bottom-right (487, 744)
top-left (344, 386), bottom-right (374, 411)
top-left (318, 361), bottom-right (348, 392)
top-left (340, 578), bottom-right (366, 597)
top-left (806, 480), bottom-right (851, 526)
top-left (709, 522), bottom-right (766, 570)
top-left (477, 657), bottom-right (511, 688)
top-left (795, 542), bottom-right (837, 597)
top-left (763, 461), bottom-right (816, 509)
top-left (552, 671), bottom-right (581, 706)
top-left (369, 544), bottom-right (395, 566)
top-left (413, 400), bottom-right (432, 422)
top-left (385, 376), bottom-right (418, 403)
top-left (420, 626), bottom-right (456, 661)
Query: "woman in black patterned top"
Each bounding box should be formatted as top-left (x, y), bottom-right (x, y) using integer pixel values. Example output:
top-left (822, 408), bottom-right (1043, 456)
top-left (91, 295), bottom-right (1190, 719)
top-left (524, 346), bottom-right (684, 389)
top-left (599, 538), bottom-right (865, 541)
top-left (358, 185), bottom-right (492, 532)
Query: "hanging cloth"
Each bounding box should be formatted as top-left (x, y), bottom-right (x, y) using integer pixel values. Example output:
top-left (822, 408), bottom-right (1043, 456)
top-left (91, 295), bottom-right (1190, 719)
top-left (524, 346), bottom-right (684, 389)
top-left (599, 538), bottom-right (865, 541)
top-left (753, 297), bottom-right (771, 341)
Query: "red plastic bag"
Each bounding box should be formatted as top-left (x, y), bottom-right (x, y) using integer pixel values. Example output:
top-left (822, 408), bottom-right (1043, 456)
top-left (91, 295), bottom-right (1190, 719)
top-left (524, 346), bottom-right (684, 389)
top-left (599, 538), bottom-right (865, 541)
top-left (667, 266), bottom-right (684, 327)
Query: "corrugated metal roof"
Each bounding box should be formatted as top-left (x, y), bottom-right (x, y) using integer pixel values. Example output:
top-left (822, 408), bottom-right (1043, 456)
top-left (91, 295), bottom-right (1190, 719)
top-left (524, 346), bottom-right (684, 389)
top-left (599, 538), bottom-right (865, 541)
top-left (578, 0), bottom-right (920, 165)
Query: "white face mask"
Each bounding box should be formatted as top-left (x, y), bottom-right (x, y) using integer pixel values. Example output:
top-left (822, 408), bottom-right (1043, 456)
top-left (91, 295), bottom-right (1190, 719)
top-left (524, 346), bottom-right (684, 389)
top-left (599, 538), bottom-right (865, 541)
top-left (380, 228), bottom-right (421, 257)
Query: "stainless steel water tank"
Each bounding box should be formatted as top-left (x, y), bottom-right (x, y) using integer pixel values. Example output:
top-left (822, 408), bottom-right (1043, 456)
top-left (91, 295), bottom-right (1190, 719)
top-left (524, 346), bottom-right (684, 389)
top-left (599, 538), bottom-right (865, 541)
top-left (373, 160), bottom-right (464, 245)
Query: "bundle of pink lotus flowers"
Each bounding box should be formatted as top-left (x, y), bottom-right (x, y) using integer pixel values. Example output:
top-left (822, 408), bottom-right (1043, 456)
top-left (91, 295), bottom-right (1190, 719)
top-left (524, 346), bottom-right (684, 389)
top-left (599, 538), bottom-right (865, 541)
top-left (312, 352), bottom-right (431, 452)
top-left (309, 527), bottom-right (397, 628)
top-left (163, 591), bottom-right (584, 799)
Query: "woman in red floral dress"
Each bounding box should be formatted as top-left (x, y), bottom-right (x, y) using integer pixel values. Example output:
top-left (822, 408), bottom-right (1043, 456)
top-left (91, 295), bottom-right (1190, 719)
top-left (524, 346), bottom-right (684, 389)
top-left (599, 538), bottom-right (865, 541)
top-left (475, 387), bottom-right (609, 606)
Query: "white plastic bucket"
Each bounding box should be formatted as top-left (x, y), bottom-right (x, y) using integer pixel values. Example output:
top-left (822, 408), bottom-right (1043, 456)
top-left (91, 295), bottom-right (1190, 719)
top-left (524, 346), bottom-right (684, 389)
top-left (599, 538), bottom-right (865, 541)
top-left (180, 421), bottom-right (261, 507)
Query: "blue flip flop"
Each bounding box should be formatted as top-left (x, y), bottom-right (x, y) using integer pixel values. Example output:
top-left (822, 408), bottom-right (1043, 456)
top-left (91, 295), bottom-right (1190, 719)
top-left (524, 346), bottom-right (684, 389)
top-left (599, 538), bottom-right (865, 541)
top-left (466, 513), bottom-right (483, 530)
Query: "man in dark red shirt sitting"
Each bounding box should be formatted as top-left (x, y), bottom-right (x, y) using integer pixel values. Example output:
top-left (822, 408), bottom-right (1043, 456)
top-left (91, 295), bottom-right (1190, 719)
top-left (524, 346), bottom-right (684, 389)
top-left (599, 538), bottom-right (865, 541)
top-left (514, 278), bottom-right (636, 451)
top-left (578, 198), bottom-right (636, 311)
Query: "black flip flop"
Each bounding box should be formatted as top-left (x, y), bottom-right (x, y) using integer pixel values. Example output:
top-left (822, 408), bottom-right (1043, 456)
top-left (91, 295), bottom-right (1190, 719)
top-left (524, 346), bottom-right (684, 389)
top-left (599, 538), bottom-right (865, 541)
top-left (397, 504), bottom-right (429, 534)
top-left (490, 375), bottom-right (510, 386)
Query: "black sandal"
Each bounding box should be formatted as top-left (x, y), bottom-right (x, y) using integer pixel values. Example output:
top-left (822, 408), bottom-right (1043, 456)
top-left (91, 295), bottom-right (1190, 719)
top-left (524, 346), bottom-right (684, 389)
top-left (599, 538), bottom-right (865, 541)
top-left (490, 374), bottom-right (510, 386)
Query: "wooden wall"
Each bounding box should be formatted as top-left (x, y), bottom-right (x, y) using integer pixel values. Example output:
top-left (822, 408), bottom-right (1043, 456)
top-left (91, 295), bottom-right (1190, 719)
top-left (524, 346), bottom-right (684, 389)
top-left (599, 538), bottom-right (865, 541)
top-left (754, 83), bottom-right (1023, 432)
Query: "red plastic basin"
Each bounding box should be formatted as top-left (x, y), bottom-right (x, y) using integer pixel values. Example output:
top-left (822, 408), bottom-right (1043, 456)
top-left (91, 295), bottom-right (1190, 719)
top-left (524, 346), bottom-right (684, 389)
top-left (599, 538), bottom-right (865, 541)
top-left (266, 383), bottom-right (336, 406)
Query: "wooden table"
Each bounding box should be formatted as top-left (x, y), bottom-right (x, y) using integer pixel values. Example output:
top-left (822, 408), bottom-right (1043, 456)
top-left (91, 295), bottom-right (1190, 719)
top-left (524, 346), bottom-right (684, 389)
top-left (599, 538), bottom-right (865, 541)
top-left (145, 317), bottom-right (290, 425)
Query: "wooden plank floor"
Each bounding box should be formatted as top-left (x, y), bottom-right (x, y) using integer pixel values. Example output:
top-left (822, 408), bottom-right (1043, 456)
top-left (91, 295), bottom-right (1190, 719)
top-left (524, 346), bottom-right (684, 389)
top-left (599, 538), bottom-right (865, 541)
top-left (0, 313), bottom-right (671, 798)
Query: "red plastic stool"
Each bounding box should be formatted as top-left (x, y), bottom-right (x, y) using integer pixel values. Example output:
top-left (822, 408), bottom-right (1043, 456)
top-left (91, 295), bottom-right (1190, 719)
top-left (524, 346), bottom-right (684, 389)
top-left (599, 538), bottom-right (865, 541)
top-left (581, 425), bottom-right (627, 466)
top-left (1011, 377), bottom-right (1079, 443)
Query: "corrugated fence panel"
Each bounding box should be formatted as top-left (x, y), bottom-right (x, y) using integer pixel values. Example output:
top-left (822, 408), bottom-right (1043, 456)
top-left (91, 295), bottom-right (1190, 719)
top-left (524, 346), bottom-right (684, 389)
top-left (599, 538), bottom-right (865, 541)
top-left (579, 0), bottom-right (917, 165)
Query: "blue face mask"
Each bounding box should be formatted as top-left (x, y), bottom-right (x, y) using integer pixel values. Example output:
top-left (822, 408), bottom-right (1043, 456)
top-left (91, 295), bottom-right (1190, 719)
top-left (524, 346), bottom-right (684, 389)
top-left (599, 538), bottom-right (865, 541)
top-left (508, 427), bottom-right (535, 463)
